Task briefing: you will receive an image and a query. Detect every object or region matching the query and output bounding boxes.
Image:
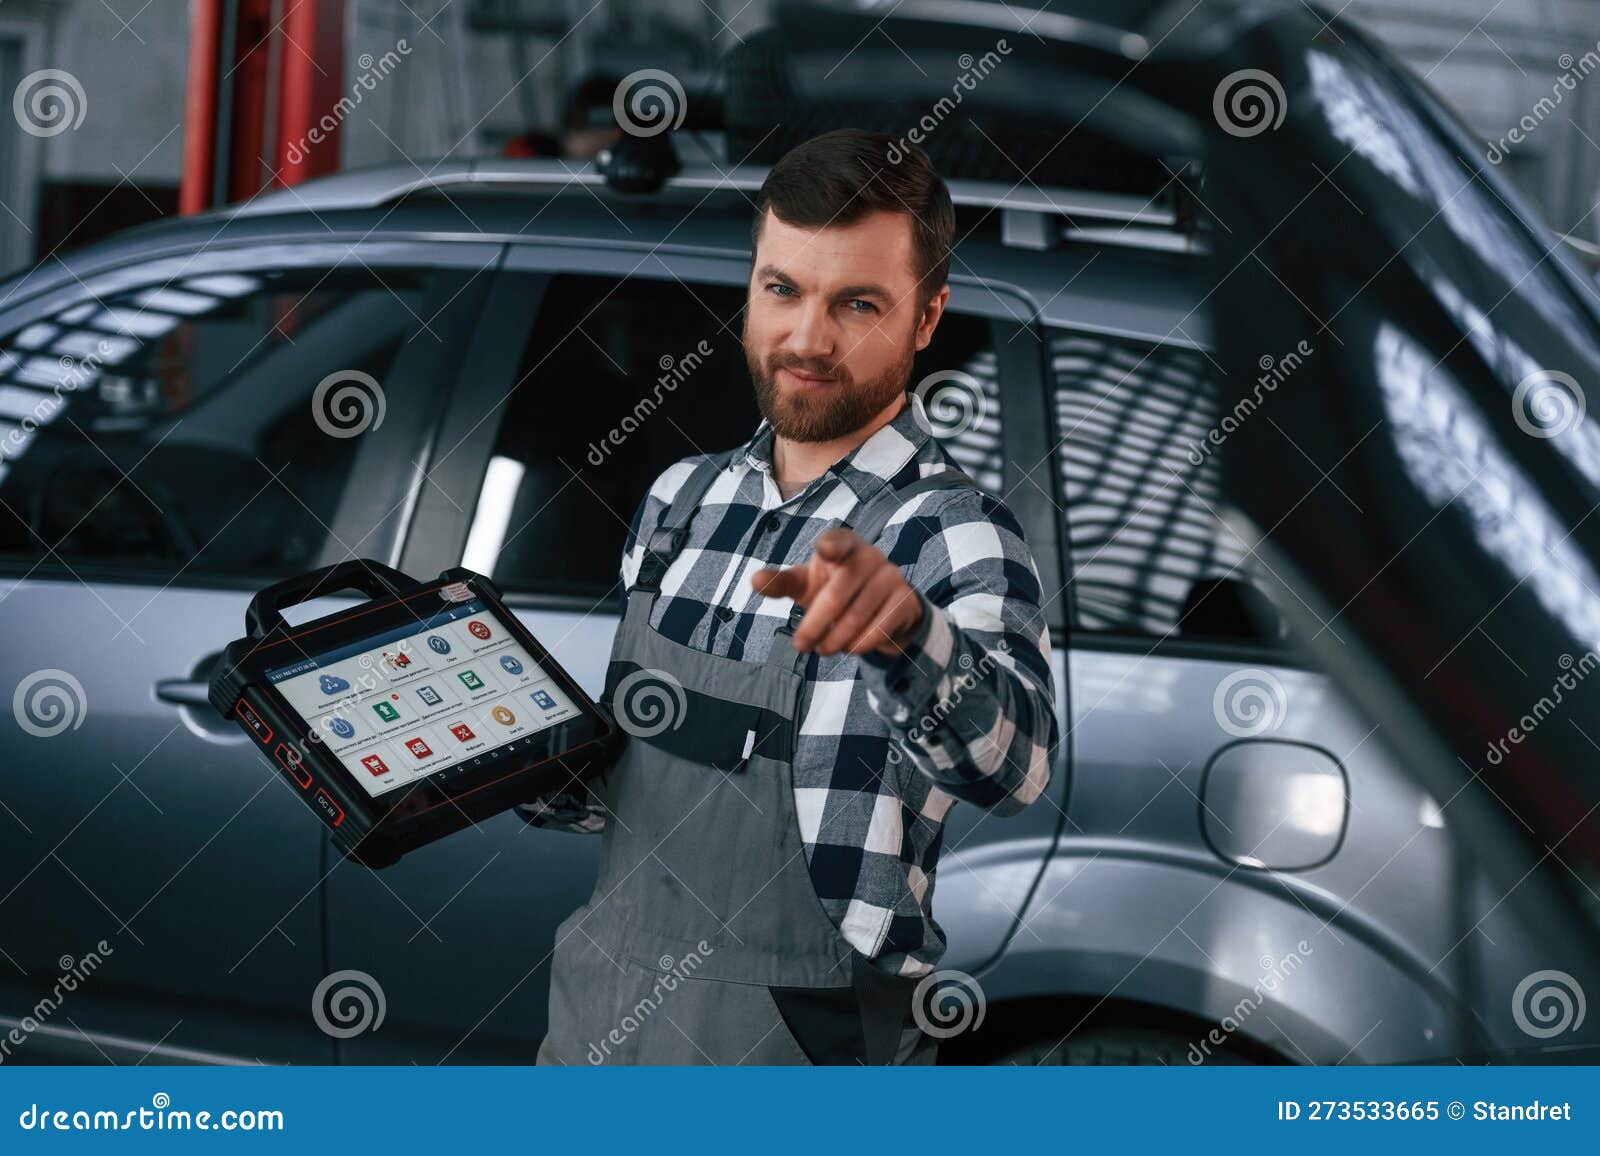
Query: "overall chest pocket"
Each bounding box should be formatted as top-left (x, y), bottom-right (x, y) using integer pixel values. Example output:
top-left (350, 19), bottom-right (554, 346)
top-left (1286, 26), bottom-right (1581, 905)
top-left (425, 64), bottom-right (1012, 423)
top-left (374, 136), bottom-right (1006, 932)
top-left (607, 664), bottom-right (792, 774)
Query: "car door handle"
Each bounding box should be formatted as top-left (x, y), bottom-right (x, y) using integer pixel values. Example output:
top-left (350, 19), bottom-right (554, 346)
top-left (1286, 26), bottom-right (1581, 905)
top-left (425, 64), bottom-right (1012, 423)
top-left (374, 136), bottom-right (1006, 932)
top-left (154, 678), bottom-right (212, 708)
top-left (156, 652), bottom-right (242, 743)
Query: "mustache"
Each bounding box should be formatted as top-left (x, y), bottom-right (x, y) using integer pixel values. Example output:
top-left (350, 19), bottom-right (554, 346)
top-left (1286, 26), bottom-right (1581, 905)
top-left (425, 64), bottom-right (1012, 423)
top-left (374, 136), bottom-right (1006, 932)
top-left (765, 353), bottom-right (849, 384)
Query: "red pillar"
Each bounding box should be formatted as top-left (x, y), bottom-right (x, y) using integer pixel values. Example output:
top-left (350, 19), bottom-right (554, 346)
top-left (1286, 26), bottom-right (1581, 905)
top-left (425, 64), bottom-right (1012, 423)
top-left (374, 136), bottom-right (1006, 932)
top-left (180, 0), bottom-right (348, 213)
top-left (178, 0), bottom-right (222, 215)
top-left (275, 0), bottom-right (347, 188)
top-left (228, 0), bottom-right (274, 200)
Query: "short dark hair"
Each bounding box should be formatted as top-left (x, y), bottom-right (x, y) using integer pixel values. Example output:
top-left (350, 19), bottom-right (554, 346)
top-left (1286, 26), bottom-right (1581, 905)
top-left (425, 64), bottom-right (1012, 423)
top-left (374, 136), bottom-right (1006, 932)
top-left (752, 129), bottom-right (954, 301)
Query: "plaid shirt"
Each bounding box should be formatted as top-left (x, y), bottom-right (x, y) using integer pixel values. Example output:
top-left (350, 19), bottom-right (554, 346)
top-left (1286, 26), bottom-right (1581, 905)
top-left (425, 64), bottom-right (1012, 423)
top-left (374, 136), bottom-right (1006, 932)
top-left (526, 393), bottom-right (1057, 976)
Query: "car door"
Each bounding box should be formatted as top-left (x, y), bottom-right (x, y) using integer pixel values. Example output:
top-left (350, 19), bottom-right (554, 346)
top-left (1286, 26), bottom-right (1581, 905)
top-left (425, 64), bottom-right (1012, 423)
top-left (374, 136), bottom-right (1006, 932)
top-left (0, 238), bottom-right (498, 1063)
top-left (325, 246), bottom-right (1064, 1061)
top-left (1019, 325), bottom-right (1481, 1063)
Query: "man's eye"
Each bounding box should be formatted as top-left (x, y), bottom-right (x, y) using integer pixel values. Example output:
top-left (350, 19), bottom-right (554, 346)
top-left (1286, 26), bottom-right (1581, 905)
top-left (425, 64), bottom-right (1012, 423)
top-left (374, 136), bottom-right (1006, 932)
top-left (847, 299), bottom-right (876, 314)
top-left (768, 284), bottom-right (795, 297)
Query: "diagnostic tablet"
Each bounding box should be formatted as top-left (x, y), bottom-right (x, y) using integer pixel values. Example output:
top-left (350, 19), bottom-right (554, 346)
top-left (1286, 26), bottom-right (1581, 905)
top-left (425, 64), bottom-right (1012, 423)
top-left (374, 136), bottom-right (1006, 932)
top-left (209, 561), bottom-right (620, 868)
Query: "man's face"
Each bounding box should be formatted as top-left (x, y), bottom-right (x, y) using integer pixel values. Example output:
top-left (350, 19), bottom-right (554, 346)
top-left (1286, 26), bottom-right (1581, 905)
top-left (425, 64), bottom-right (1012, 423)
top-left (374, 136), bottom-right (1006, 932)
top-left (744, 208), bottom-right (948, 443)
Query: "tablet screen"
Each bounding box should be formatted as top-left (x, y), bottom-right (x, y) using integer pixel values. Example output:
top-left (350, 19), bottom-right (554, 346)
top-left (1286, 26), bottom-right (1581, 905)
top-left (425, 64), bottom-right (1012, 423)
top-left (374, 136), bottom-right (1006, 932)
top-left (264, 599), bottom-right (582, 798)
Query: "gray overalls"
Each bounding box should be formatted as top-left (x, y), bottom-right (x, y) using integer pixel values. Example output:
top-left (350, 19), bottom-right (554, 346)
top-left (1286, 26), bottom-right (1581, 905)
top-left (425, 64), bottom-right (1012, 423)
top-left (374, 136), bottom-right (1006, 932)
top-left (537, 454), bottom-right (974, 1065)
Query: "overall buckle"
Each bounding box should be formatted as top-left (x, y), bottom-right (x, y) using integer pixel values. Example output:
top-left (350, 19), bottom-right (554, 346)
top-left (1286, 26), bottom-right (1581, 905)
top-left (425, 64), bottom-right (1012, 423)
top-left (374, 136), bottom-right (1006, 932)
top-left (634, 526), bottom-right (688, 593)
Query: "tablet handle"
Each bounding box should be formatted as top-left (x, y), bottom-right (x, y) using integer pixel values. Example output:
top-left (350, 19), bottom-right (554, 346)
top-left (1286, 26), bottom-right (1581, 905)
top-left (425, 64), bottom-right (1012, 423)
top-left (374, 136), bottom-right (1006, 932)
top-left (246, 559), bottom-right (418, 638)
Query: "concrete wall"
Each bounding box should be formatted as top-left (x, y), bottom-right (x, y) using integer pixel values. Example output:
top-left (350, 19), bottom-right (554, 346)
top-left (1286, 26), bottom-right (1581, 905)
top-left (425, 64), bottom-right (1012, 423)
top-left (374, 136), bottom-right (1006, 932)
top-left (35, 0), bottom-right (189, 184)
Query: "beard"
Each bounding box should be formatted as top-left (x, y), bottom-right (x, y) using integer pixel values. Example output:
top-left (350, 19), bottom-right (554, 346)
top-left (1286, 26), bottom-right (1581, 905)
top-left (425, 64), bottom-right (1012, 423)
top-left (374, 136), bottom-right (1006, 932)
top-left (746, 325), bottom-right (917, 444)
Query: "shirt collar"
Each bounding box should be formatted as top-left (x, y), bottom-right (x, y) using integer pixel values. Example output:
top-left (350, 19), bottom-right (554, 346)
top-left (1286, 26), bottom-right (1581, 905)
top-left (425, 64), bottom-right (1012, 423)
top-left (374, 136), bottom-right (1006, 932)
top-left (736, 392), bottom-right (934, 500)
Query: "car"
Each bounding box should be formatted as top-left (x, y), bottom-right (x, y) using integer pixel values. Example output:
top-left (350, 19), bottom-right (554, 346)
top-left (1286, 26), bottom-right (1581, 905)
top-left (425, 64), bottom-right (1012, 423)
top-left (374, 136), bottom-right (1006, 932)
top-left (1, 0), bottom-right (1596, 1066)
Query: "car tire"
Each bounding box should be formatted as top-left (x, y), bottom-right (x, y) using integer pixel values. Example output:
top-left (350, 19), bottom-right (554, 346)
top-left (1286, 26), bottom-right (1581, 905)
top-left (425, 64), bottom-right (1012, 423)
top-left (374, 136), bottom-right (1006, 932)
top-left (986, 1025), bottom-right (1259, 1066)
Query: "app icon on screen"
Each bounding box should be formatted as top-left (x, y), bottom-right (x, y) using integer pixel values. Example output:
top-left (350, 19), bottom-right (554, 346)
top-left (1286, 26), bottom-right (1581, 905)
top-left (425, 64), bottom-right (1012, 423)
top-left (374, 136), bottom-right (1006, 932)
top-left (457, 669), bottom-right (485, 691)
top-left (326, 716), bottom-right (356, 740)
top-left (318, 673), bottom-right (350, 695)
top-left (372, 701), bottom-right (401, 723)
top-left (468, 620), bottom-right (492, 640)
top-left (382, 650), bottom-right (412, 673)
top-left (530, 689), bottom-right (556, 710)
top-left (361, 753), bottom-right (390, 777)
top-left (405, 736), bottom-right (433, 759)
top-left (449, 722), bottom-right (476, 743)
top-left (499, 655), bottom-right (523, 676)
top-left (427, 635), bottom-right (452, 655)
top-left (491, 705), bottom-right (516, 726)
top-left (415, 684), bottom-right (443, 707)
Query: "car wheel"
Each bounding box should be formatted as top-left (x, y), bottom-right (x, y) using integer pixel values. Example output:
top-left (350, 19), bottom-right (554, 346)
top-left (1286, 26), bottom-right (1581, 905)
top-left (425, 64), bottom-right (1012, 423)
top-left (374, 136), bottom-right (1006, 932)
top-left (987, 1025), bottom-right (1259, 1065)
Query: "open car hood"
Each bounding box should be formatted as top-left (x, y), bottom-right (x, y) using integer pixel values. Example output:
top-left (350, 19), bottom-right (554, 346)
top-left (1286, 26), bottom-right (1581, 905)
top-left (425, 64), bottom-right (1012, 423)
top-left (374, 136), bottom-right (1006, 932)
top-left (1192, 5), bottom-right (1600, 968)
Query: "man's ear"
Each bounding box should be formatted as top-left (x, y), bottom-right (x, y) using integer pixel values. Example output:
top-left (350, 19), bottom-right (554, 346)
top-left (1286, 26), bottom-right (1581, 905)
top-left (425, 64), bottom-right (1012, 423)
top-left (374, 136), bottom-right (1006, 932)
top-left (914, 284), bottom-right (950, 351)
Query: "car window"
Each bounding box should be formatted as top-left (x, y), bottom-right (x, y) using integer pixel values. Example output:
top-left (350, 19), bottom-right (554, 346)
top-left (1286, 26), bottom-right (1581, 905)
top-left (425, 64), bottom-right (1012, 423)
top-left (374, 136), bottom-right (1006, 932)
top-left (0, 265), bottom-right (435, 580)
top-left (470, 273), bottom-right (1006, 602)
top-left (1050, 328), bottom-right (1282, 644)
top-left (467, 273), bottom-right (757, 601)
top-left (909, 311), bottom-right (1003, 494)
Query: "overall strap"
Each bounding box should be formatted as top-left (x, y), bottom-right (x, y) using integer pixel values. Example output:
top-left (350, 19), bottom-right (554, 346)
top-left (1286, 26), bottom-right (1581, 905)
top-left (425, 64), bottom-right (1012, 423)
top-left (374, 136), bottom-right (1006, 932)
top-left (766, 467), bottom-right (979, 675)
top-left (631, 453), bottom-right (731, 610)
top-left (844, 467), bottom-right (978, 545)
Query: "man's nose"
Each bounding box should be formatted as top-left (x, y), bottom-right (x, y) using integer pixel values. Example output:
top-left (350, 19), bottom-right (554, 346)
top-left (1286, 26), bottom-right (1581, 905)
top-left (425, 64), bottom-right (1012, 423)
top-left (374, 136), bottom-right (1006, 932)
top-left (783, 300), bottom-right (835, 362)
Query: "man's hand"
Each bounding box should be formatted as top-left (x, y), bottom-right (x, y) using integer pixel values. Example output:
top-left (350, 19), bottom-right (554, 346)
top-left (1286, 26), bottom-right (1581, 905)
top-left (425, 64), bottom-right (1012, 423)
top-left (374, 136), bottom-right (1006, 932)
top-left (751, 527), bottom-right (923, 656)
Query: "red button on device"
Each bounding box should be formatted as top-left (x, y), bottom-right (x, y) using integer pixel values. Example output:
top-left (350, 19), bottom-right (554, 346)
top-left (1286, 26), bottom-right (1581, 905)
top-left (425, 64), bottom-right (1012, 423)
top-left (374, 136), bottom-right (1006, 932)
top-left (312, 789), bottom-right (345, 828)
top-left (274, 742), bottom-right (312, 789)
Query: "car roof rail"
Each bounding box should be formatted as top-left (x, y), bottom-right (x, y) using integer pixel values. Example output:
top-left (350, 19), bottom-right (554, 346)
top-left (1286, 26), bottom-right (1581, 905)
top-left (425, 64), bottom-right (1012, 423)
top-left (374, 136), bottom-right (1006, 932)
top-left (223, 158), bottom-right (1188, 249)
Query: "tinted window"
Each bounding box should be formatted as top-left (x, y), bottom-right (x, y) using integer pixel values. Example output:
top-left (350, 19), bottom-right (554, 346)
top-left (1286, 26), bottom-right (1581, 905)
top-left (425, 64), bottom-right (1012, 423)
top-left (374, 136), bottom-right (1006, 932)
top-left (909, 311), bottom-right (1003, 495)
top-left (1051, 329), bottom-right (1280, 643)
top-left (470, 274), bottom-right (757, 600)
top-left (472, 275), bottom-right (1006, 600)
top-left (0, 266), bottom-right (433, 579)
